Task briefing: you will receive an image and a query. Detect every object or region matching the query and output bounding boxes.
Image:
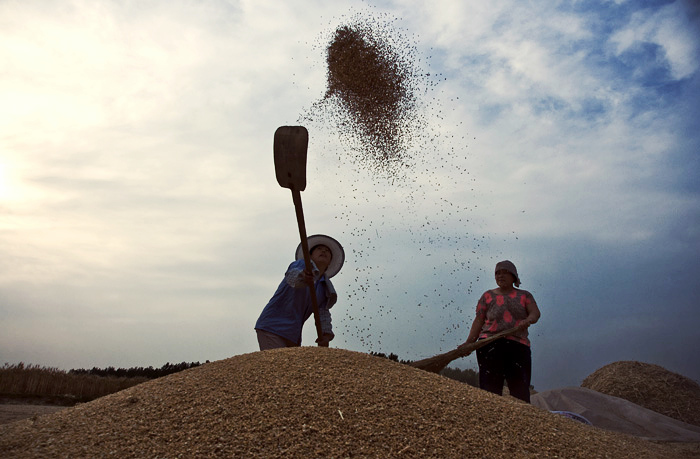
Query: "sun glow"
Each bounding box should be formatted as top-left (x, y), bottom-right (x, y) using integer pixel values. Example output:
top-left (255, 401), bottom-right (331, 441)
top-left (0, 163), bottom-right (9, 199)
top-left (0, 162), bottom-right (22, 202)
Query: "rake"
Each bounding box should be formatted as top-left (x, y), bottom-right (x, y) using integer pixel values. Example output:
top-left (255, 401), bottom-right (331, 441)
top-left (409, 325), bottom-right (523, 374)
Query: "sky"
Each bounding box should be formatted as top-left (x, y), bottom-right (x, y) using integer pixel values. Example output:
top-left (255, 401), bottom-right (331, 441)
top-left (1, 0), bottom-right (698, 392)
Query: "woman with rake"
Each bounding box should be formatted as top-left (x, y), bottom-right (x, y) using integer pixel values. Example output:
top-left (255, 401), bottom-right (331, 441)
top-left (460, 260), bottom-right (541, 403)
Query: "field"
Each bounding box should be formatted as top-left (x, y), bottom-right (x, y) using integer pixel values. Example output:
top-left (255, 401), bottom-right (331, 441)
top-left (0, 363), bottom-right (148, 405)
top-left (0, 403), bottom-right (66, 425)
top-left (0, 363), bottom-right (150, 426)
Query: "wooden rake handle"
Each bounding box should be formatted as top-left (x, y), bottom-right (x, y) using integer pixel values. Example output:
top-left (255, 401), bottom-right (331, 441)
top-left (409, 325), bottom-right (525, 373)
top-left (448, 325), bottom-right (524, 358)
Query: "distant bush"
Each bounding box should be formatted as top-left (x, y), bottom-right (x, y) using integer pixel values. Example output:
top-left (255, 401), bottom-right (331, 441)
top-left (0, 361), bottom-right (206, 404)
top-left (370, 352), bottom-right (479, 387)
top-left (0, 363), bottom-right (147, 403)
top-left (369, 352), bottom-right (411, 364)
top-left (69, 361), bottom-right (205, 379)
top-left (439, 366), bottom-right (479, 387)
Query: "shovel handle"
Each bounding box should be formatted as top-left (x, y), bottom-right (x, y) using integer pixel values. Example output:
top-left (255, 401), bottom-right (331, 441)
top-left (291, 188), bottom-right (324, 344)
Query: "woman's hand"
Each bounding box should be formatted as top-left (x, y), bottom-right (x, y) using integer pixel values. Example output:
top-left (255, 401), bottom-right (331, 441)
top-left (316, 333), bottom-right (333, 347)
top-left (518, 318), bottom-right (535, 329)
top-left (303, 270), bottom-right (315, 287)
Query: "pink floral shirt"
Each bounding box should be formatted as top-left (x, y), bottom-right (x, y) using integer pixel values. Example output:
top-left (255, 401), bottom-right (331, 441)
top-left (476, 289), bottom-right (537, 346)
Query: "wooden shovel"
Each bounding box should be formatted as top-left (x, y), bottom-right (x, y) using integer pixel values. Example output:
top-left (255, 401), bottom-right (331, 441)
top-left (273, 126), bottom-right (324, 344)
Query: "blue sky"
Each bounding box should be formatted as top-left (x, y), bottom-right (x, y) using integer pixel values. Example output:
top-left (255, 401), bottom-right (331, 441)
top-left (1, 0), bottom-right (698, 391)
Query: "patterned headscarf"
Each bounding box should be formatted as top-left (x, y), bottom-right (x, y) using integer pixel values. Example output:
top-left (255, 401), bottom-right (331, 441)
top-left (495, 260), bottom-right (521, 287)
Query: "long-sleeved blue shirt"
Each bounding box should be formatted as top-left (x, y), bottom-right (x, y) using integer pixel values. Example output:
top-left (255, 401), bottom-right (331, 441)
top-left (255, 259), bottom-right (337, 345)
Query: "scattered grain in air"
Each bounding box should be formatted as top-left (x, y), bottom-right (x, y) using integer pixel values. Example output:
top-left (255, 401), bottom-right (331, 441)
top-left (295, 11), bottom-right (519, 356)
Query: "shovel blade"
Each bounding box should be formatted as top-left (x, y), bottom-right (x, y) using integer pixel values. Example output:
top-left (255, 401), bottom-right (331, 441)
top-left (273, 126), bottom-right (308, 191)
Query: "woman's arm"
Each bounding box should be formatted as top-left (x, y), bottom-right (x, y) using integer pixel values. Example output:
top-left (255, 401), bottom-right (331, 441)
top-left (463, 314), bottom-right (485, 345)
top-left (522, 298), bottom-right (541, 327)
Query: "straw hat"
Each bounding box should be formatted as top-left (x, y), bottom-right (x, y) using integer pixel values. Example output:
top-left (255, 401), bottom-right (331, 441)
top-left (295, 234), bottom-right (345, 278)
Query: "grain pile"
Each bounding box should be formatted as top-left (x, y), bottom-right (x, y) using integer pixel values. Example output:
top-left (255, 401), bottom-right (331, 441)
top-left (0, 348), bottom-right (688, 458)
top-left (582, 360), bottom-right (700, 427)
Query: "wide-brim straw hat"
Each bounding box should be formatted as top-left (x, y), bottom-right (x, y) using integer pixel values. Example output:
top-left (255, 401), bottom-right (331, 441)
top-left (295, 234), bottom-right (345, 278)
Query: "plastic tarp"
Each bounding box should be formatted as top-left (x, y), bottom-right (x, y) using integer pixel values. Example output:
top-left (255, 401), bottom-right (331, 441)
top-left (531, 387), bottom-right (700, 442)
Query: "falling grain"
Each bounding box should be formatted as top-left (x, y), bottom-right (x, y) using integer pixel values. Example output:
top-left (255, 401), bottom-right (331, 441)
top-left (301, 14), bottom-right (434, 177)
top-left (295, 11), bottom-right (516, 356)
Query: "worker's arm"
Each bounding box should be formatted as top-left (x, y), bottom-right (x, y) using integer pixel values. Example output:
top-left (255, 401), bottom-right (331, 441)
top-left (460, 314), bottom-right (485, 347)
top-left (520, 297), bottom-right (541, 328)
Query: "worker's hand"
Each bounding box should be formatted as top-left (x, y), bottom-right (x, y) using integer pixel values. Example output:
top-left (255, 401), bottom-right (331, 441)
top-left (458, 339), bottom-right (474, 349)
top-left (316, 333), bottom-right (333, 347)
top-left (303, 270), bottom-right (315, 287)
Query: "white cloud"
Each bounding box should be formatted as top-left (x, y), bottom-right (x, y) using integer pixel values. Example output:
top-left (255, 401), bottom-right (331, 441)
top-left (393, 0), bottom-right (696, 253)
top-left (609, 1), bottom-right (699, 80)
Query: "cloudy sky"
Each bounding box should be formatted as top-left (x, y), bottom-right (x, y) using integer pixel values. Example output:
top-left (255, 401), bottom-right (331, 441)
top-left (1, 0), bottom-right (698, 391)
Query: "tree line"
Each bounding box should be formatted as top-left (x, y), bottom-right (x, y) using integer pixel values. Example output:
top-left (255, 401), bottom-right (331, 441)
top-left (69, 361), bottom-right (208, 380)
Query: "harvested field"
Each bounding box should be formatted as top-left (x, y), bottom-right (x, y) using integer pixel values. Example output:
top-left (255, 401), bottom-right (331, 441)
top-left (0, 405), bottom-right (67, 426)
top-left (0, 348), bottom-right (691, 458)
top-left (582, 360), bottom-right (700, 427)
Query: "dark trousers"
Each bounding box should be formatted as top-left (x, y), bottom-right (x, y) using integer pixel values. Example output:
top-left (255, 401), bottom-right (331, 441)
top-left (476, 338), bottom-right (532, 403)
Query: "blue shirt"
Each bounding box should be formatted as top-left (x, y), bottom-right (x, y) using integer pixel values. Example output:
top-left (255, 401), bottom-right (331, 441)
top-left (255, 259), bottom-right (337, 345)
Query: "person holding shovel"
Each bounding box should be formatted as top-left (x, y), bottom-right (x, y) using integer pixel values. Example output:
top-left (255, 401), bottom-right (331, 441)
top-left (255, 234), bottom-right (344, 351)
top-left (460, 260), bottom-right (541, 402)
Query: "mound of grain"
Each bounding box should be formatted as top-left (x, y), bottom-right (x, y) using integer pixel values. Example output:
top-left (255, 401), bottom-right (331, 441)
top-left (0, 348), bottom-right (684, 458)
top-left (582, 360), bottom-right (700, 427)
